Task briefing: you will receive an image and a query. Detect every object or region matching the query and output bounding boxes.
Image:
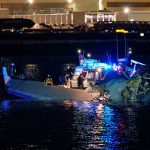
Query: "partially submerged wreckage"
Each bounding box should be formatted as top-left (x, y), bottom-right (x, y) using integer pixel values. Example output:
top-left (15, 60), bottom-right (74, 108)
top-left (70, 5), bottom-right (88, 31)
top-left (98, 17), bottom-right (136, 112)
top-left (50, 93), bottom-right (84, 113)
top-left (72, 57), bottom-right (150, 101)
top-left (2, 55), bottom-right (150, 102)
top-left (114, 58), bottom-right (150, 101)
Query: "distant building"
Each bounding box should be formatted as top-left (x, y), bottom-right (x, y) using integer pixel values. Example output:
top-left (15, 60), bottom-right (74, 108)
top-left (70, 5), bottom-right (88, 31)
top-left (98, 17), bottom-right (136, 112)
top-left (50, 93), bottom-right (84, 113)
top-left (0, 0), bottom-right (99, 14)
top-left (0, 0), bottom-right (150, 24)
top-left (0, 0), bottom-right (98, 24)
top-left (104, 0), bottom-right (150, 11)
top-left (103, 0), bottom-right (150, 21)
top-left (85, 10), bottom-right (116, 23)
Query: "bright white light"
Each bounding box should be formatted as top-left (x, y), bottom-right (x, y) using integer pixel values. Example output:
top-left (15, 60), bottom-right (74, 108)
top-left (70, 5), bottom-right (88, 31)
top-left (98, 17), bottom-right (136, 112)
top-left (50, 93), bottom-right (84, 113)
top-left (89, 16), bottom-right (93, 19)
top-left (67, 0), bottom-right (73, 3)
top-left (87, 53), bottom-right (91, 58)
top-left (113, 64), bottom-right (118, 71)
top-left (130, 19), bottom-right (134, 22)
top-left (124, 7), bottom-right (130, 14)
top-left (77, 49), bottom-right (81, 53)
top-left (140, 33), bottom-right (144, 37)
top-left (28, 0), bottom-right (33, 4)
top-left (97, 68), bottom-right (102, 72)
top-left (128, 50), bottom-right (132, 54)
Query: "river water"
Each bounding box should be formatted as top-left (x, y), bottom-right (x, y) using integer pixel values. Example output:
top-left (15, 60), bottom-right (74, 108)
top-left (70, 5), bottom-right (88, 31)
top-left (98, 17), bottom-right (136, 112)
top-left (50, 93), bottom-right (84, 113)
top-left (0, 99), bottom-right (150, 149)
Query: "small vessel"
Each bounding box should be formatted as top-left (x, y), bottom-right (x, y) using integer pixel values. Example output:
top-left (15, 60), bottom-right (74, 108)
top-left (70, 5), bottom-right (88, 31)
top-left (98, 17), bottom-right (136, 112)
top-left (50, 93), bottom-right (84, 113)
top-left (71, 58), bottom-right (112, 88)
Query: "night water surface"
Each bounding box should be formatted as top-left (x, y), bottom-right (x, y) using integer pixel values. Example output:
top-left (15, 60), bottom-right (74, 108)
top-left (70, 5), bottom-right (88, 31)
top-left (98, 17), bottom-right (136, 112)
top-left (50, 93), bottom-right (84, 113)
top-left (0, 99), bottom-right (150, 149)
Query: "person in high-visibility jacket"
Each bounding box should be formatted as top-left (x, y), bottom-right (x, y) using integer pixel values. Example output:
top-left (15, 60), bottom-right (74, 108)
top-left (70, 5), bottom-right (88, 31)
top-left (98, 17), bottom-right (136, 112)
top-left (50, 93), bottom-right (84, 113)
top-left (45, 75), bottom-right (53, 86)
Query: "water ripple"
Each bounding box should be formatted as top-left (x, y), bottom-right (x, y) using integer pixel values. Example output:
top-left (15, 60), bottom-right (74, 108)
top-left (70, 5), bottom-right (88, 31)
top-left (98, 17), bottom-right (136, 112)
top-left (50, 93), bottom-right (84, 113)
top-left (0, 99), bottom-right (149, 149)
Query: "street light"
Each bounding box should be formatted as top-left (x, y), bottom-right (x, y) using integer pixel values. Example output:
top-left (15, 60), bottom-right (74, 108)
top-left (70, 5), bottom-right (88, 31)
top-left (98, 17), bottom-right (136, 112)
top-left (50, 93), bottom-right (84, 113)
top-left (67, 0), bottom-right (73, 3)
top-left (123, 7), bottom-right (130, 21)
top-left (28, 0), bottom-right (33, 5)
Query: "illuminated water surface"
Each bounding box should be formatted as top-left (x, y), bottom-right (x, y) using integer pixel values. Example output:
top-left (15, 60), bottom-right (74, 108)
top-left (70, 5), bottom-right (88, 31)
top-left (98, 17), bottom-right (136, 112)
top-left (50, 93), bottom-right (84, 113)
top-left (0, 99), bottom-right (150, 149)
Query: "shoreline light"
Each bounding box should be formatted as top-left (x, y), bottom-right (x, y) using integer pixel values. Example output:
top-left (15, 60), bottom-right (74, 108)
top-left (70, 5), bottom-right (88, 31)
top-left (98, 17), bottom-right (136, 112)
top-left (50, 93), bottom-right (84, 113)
top-left (99, 0), bottom-right (104, 10)
top-left (28, 0), bottom-right (33, 4)
top-left (67, 0), bottom-right (73, 3)
top-left (124, 7), bottom-right (130, 14)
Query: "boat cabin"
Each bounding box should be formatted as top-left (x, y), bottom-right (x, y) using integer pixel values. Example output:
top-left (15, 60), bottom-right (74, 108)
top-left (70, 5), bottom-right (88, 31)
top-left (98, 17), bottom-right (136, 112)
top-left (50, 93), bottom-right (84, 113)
top-left (71, 58), bottom-right (111, 88)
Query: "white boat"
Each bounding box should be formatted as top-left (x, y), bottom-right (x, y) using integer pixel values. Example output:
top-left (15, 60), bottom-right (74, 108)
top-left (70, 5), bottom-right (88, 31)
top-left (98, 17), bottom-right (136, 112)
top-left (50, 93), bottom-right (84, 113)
top-left (2, 67), bottom-right (99, 101)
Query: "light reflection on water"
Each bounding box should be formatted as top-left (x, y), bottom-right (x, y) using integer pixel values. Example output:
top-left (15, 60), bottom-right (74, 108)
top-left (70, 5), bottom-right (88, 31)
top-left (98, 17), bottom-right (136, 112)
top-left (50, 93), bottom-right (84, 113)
top-left (1, 100), bottom-right (10, 112)
top-left (0, 99), bottom-right (148, 149)
top-left (72, 101), bottom-right (130, 149)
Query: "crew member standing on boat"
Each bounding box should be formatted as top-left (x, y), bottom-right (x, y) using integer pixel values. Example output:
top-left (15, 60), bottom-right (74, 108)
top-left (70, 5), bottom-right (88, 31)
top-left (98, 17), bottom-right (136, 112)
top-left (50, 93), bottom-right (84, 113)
top-left (66, 66), bottom-right (75, 87)
top-left (45, 74), bottom-right (53, 86)
top-left (77, 73), bottom-right (85, 89)
top-left (68, 66), bottom-right (75, 80)
top-left (65, 73), bottom-right (70, 88)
